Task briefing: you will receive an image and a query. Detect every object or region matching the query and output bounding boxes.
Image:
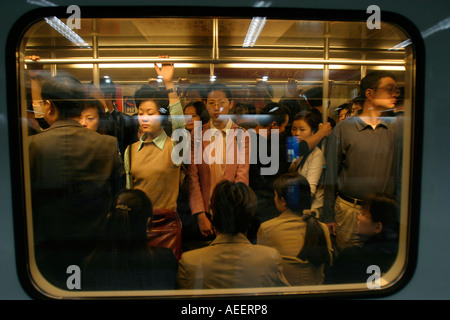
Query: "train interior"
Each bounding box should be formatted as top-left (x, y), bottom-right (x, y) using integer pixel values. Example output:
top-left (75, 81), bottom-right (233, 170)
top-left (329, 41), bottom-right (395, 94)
top-left (17, 15), bottom-right (416, 298)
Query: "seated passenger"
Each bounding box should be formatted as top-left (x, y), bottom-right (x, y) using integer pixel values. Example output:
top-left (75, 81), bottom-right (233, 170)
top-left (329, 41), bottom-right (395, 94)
top-left (257, 172), bottom-right (333, 286)
top-left (83, 189), bottom-right (178, 290)
top-left (176, 180), bottom-right (290, 289)
top-left (324, 192), bottom-right (399, 284)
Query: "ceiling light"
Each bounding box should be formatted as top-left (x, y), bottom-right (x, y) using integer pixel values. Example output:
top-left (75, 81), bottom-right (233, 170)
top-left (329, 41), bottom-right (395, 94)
top-left (44, 16), bottom-right (89, 47)
top-left (243, 17), bottom-right (266, 48)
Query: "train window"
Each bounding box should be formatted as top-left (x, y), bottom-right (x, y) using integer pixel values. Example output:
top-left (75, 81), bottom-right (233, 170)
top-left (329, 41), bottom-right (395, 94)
top-left (8, 7), bottom-right (422, 299)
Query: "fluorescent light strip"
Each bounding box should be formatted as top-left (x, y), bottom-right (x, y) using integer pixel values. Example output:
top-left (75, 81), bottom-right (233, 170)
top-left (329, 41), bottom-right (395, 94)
top-left (44, 16), bottom-right (89, 47)
top-left (243, 17), bottom-right (267, 47)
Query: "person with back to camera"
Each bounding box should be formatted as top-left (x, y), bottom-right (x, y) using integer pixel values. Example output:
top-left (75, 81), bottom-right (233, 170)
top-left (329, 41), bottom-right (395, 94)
top-left (93, 76), bottom-right (139, 159)
top-left (257, 172), bottom-right (333, 286)
top-left (246, 104), bottom-right (332, 243)
top-left (324, 192), bottom-right (399, 284)
top-left (28, 74), bottom-right (125, 289)
top-left (176, 180), bottom-right (290, 289)
top-left (82, 189), bottom-right (178, 290)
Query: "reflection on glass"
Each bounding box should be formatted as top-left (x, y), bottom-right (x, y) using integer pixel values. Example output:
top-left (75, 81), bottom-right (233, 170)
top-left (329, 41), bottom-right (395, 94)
top-left (18, 15), bottom-right (414, 298)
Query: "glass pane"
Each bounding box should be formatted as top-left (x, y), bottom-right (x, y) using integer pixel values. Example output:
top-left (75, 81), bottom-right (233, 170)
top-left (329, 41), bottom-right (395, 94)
top-left (14, 11), bottom-right (418, 298)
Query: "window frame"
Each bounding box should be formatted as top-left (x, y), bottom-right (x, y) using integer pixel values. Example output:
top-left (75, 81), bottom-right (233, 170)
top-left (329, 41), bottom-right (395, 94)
top-left (6, 5), bottom-right (424, 300)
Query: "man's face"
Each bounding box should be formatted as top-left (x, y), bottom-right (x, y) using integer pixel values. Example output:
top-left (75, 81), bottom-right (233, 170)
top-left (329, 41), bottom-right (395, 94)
top-left (368, 77), bottom-right (400, 111)
top-left (206, 90), bottom-right (233, 123)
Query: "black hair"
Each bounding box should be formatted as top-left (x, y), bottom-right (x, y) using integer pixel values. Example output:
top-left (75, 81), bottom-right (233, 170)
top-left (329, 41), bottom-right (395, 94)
top-left (82, 189), bottom-right (156, 289)
top-left (292, 111), bottom-right (320, 133)
top-left (258, 102), bottom-right (289, 127)
top-left (183, 83), bottom-right (208, 100)
top-left (98, 77), bottom-right (117, 99)
top-left (273, 172), bottom-right (331, 267)
top-left (207, 83), bottom-right (233, 100)
top-left (183, 100), bottom-right (210, 124)
top-left (335, 102), bottom-right (352, 118)
top-left (304, 87), bottom-right (323, 108)
top-left (210, 180), bottom-right (257, 235)
top-left (83, 97), bottom-right (115, 135)
top-left (133, 84), bottom-right (170, 127)
top-left (291, 111), bottom-right (321, 169)
top-left (362, 192), bottom-right (399, 238)
top-left (357, 71), bottom-right (397, 104)
top-left (234, 102), bottom-right (257, 115)
top-left (106, 189), bottom-right (153, 245)
top-left (41, 75), bottom-right (85, 119)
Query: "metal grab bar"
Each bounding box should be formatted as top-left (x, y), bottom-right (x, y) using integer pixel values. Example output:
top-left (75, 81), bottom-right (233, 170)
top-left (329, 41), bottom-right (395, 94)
top-left (24, 57), bottom-right (405, 66)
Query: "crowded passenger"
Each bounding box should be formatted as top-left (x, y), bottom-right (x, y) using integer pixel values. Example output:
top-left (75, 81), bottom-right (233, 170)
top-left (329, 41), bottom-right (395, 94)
top-left (233, 102), bottom-right (258, 129)
top-left (304, 86), bottom-right (336, 128)
top-left (182, 82), bottom-right (208, 106)
top-left (325, 192), bottom-right (399, 284)
top-left (25, 53), bottom-right (404, 291)
top-left (82, 189), bottom-right (178, 290)
top-left (322, 71), bottom-right (401, 253)
top-left (279, 78), bottom-right (312, 121)
top-left (334, 102), bottom-right (352, 123)
top-left (253, 79), bottom-right (274, 111)
top-left (28, 74), bottom-right (125, 289)
top-left (187, 83), bottom-right (250, 244)
top-left (79, 97), bottom-right (115, 135)
top-left (247, 102), bottom-right (291, 242)
top-left (179, 100), bottom-right (210, 251)
top-left (183, 100), bottom-right (210, 132)
top-left (123, 58), bottom-right (187, 260)
top-left (94, 77), bottom-right (139, 158)
top-left (289, 111), bottom-right (325, 218)
top-left (177, 180), bottom-right (290, 289)
top-left (257, 172), bottom-right (333, 286)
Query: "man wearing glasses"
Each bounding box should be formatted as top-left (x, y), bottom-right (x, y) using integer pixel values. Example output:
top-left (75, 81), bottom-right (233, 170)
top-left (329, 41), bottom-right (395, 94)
top-left (187, 83), bottom-right (250, 244)
top-left (322, 71), bottom-right (402, 252)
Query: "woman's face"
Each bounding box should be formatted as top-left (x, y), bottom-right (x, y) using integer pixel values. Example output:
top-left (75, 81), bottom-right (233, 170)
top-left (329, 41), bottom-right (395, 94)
top-left (79, 106), bottom-right (100, 132)
top-left (184, 105), bottom-right (201, 131)
top-left (291, 119), bottom-right (313, 141)
top-left (138, 100), bottom-right (163, 136)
